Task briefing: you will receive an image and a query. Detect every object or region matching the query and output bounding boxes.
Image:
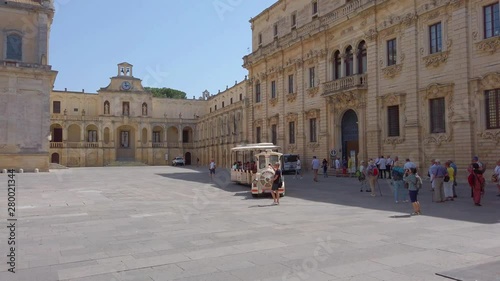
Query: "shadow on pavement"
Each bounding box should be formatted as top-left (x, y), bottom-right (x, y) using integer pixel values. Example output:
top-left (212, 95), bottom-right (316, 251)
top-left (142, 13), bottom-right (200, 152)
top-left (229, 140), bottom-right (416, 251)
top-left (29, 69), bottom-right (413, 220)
top-left (156, 166), bottom-right (500, 225)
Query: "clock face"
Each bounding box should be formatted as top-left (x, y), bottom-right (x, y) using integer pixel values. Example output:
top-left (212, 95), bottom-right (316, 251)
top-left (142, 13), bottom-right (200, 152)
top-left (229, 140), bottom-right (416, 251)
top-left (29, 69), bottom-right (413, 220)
top-left (121, 81), bottom-right (131, 91)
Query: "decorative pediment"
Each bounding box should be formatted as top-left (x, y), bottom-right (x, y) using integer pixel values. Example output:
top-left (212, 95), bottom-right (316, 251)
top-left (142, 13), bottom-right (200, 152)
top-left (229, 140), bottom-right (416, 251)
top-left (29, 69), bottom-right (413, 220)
top-left (424, 133), bottom-right (452, 146)
top-left (329, 91), bottom-right (364, 111)
top-left (267, 114), bottom-right (279, 125)
top-left (308, 143), bottom-right (320, 151)
top-left (287, 144), bottom-right (297, 153)
top-left (254, 119), bottom-right (263, 127)
top-left (285, 112), bottom-right (298, 122)
top-left (421, 83), bottom-right (454, 100)
top-left (305, 108), bottom-right (320, 119)
top-left (478, 72), bottom-right (500, 91)
top-left (379, 92), bottom-right (405, 106)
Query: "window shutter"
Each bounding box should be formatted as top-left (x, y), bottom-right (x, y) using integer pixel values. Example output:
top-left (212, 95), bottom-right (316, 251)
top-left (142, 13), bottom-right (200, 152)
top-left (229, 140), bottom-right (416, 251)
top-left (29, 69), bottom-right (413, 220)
top-left (387, 105), bottom-right (400, 137)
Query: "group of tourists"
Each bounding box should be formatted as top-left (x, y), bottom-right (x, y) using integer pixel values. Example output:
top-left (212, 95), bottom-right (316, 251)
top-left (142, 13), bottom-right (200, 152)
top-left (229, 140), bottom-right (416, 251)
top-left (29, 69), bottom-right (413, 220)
top-left (356, 156), bottom-right (500, 214)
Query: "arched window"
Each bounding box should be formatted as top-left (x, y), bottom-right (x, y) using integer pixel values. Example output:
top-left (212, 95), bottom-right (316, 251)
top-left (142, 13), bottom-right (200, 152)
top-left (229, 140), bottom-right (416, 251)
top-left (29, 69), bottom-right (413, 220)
top-left (334, 51), bottom-right (341, 80)
top-left (357, 41), bottom-right (367, 74)
top-left (345, 46), bottom-right (354, 77)
top-left (142, 102), bottom-right (148, 116)
top-left (6, 33), bottom-right (22, 61)
top-left (104, 101), bottom-right (110, 115)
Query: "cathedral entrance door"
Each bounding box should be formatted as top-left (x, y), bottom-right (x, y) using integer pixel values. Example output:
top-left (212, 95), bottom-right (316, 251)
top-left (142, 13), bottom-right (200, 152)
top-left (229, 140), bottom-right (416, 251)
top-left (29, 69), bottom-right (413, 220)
top-left (341, 109), bottom-right (359, 162)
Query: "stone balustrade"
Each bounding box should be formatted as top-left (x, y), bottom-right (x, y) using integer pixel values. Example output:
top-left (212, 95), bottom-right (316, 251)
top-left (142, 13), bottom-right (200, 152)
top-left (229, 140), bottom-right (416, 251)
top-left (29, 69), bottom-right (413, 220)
top-left (322, 74), bottom-right (368, 94)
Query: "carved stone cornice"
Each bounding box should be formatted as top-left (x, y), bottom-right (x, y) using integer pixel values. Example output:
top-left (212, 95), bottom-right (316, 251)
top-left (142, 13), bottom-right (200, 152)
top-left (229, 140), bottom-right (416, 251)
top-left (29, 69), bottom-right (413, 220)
top-left (423, 50), bottom-right (450, 68)
top-left (286, 93), bottom-right (297, 103)
top-left (269, 98), bottom-right (278, 107)
top-left (254, 103), bottom-right (263, 111)
top-left (476, 72), bottom-right (500, 92)
top-left (476, 37), bottom-right (500, 55)
top-left (382, 64), bottom-right (403, 79)
top-left (287, 144), bottom-right (297, 153)
top-left (267, 114), bottom-right (279, 125)
top-left (379, 92), bottom-right (405, 106)
top-left (477, 130), bottom-right (500, 143)
top-left (307, 87), bottom-right (320, 98)
top-left (305, 108), bottom-right (320, 119)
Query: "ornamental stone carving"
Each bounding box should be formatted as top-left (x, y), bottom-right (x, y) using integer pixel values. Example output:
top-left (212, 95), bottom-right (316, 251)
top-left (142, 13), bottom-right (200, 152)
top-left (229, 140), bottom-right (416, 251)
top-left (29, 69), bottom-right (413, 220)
top-left (384, 137), bottom-right (405, 148)
top-left (382, 64), bottom-right (403, 79)
top-left (254, 119), bottom-right (263, 127)
top-left (331, 91), bottom-right (363, 110)
top-left (424, 133), bottom-right (452, 146)
top-left (286, 93), bottom-right (297, 103)
top-left (476, 37), bottom-right (500, 55)
top-left (477, 130), bottom-right (500, 143)
top-left (423, 51), bottom-right (449, 68)
top-left (285, 112), bottom-right (298, 122)
top-left (267, 114), bottom-right (279, 125)
top-left (307, 87), bottom-right (320, 98)
top-left (269, 98), bottom-right (278, 107)
top-left (254, 103), bottom-right (263, 111)
top-left (364, 29), bottom-right (378, 42)
top-left (305, 109), bottom-right (320, 119)
top-left (287, 144), bottom-right (297, 153)
top-left (308, 143), bottom-right (320, 151)
top-left (478, 72), bottom-right (500, 90)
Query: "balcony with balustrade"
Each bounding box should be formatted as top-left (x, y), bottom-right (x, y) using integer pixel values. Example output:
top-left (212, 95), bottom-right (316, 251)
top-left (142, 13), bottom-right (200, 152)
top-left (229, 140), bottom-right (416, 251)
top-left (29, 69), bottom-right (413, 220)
top-left (322, 74), bottom-right (368, 96)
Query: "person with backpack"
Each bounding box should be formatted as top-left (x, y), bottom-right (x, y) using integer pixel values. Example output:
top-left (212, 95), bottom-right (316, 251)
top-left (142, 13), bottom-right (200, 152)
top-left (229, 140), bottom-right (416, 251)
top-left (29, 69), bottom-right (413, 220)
top-left (404, 167), bottom-right (422, 215)
top-left (468, 163), bottom-right (485, 206)
top-left (366, 159), bottom-right (378, 197)
top-left (391, 163), bottom-right (407, 203)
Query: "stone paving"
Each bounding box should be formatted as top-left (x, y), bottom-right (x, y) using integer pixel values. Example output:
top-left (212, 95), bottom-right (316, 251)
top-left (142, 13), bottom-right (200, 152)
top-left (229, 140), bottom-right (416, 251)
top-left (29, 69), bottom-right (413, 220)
top-left (0, 166), bottom-right (499, 281)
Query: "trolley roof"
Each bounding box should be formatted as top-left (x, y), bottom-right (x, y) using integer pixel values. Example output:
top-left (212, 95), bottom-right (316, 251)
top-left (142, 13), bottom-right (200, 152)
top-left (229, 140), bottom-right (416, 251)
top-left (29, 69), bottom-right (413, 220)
top-left (231, 143), bottom-right (281, 152)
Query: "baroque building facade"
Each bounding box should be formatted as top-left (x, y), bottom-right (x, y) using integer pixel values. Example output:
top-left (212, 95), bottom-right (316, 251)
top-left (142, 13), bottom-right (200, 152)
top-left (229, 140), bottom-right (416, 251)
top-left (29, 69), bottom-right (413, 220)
top-left (47, 66), bottom-right (249, 169)
top-left (0, 0), bottom-right (57, 172)
top-left (2, 0), bottom-right (500, 172)
top-left (243, 0), bottom-right (500, 171)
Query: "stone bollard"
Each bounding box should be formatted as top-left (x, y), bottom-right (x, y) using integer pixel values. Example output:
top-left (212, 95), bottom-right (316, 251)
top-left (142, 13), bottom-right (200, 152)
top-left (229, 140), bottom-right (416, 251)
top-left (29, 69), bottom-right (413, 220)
top-left (19, 169), bottom-right (24, 173)
top-left (2, 169), bottom-right (6, 173)
top-left (35, 168), bottom-right (39, 173)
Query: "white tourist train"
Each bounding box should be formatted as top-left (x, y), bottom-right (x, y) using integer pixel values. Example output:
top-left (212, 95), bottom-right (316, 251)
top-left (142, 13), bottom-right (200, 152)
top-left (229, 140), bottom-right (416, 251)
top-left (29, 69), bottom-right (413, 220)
top-left (230, 143), bottom-right (285, 197)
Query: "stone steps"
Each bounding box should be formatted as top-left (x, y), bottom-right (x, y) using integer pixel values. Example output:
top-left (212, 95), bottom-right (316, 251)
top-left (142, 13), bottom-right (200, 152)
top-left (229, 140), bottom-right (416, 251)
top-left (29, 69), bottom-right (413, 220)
top-left (49, 163), bottom-right (68, 169)
top-left (106, 161), bottom-right (149, 167)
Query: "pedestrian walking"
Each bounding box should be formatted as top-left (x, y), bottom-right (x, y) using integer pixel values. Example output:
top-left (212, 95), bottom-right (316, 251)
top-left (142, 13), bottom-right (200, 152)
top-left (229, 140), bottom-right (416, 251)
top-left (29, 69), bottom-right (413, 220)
top-left (468, 163), bottom-right (485, 206)
top-left (335, 157), bottom-right (341, 177)
top-left (209, 159), bottom-right (216, 180)
top-left (449, 160), bottom-right (458, 198)
top-left (358, 160), bottom-right (369, 192)
top-left (378, 156), bottom-right (387, 179)
top-left (311, 156), bottom-right (320, 182)
top-left (403, 168), bottom-right (422, 215)
top-left (386, 155), bottom-right (393, 179)
top-left (271, 162), bottom-right (282, 205)
top-left (294, 156), bottom-right (303, 179)
top-left (366, 159), bottom-right (378, 196)
top-left (493, 159), bottom-right (500, 196)
top-left (444, 161), bottom-right (455, 201)
top-left (431, 159), bottom-right (446, 203)
top-left (322, 158), bottom-right (328, 178)
top-left (391, 163), bottom-right (407, 203)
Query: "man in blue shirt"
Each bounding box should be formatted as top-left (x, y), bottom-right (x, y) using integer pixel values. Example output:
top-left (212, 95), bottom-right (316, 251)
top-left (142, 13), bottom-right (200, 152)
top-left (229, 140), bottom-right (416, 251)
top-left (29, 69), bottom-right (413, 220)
top-left (432, 159), bottom-right (447, 202)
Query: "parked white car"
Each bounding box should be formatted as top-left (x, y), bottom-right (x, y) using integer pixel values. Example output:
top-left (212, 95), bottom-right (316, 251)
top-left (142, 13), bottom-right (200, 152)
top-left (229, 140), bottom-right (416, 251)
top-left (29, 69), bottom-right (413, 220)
top-left (172, 157), bottom-right (185, 166)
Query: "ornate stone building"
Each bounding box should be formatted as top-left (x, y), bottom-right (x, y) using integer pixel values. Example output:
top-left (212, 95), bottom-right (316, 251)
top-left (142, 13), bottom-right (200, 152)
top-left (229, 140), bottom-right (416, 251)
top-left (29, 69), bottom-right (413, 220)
top-left (243, 0), bottom-right (500, 170)
top-left (0, 0), bottom-right (57, 172)
top-left (49, 63), bottom-right (205, 167)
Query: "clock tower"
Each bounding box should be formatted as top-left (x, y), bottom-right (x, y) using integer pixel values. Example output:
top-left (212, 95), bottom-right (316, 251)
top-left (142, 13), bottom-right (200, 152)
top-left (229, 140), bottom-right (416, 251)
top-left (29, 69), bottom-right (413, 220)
top-left (0, 0), bottom-right (58, 172)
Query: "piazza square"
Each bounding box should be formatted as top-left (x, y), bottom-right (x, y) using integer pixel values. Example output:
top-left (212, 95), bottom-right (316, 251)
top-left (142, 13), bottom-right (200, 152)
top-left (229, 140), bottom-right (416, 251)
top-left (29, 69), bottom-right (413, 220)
top-left (0, 166), bottom-right (499, 281)
top-left (1, 0), bottom-right (500, 280)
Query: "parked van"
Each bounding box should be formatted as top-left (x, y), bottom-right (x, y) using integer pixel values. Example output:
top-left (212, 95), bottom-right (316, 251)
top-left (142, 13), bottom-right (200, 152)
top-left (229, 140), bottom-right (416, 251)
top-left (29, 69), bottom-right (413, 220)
top-left (282, 154), bottom-right (299, 174)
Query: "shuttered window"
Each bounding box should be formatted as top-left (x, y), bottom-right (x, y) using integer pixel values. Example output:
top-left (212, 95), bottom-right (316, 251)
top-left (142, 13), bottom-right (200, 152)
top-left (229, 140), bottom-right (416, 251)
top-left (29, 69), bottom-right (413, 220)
top-left (271, 124), bottom-right (277, 145)
top-left (255, 83), bottom-right (261, 103)
top-left (430, 98), bottom-right (446, 133)
top-left (256, 127), bottom-right (261, 143)
top-left (387, 105), bottom-right (400, 137)
top-left (309, 118), bottom-right (317, 142)
top-left (486, 89), bottom-right (500, 129)
top-left (53, 101), bottom-right (61, 114)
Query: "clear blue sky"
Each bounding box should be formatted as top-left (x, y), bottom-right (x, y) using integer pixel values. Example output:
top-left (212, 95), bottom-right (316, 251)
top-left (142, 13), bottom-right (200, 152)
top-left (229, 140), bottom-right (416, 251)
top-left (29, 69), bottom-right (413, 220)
top-left (50, 0), bottom-right (277, 98)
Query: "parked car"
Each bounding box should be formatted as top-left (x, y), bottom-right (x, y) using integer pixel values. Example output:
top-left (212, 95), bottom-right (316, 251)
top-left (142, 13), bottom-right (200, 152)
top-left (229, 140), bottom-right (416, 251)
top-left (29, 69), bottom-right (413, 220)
top-left (172, 157), bottom-right (185, 166)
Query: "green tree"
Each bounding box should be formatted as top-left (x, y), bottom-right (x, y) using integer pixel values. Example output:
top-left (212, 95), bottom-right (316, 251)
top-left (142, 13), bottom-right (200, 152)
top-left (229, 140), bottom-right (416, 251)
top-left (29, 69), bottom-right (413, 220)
top-left (145, 87), bottom-right (187, 99)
